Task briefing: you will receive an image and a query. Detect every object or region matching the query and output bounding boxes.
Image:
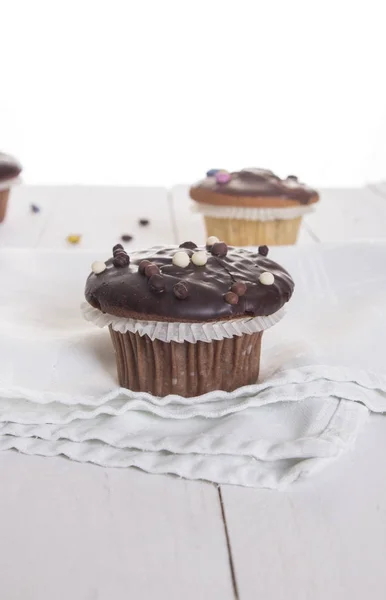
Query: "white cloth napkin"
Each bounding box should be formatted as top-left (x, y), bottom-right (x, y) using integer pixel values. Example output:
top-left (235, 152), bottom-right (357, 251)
top-left (0, 243), bottom-right (385, 489)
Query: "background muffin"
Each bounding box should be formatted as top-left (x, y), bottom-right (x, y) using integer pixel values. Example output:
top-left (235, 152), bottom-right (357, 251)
top-left (83, 239), bottom-right (294, 397)
top-left (190, 168), bottom-right (319, 245)
top-left (0, 152), bottom-right (22, 223)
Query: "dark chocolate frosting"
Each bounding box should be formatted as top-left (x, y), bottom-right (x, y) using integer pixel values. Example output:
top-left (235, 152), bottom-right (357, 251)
top-left (193, 168), bottom-right (317, 204)
top-left (85, 243), bottom-right (294, 322)
top-left (0, 152), bottom-right (22, 182)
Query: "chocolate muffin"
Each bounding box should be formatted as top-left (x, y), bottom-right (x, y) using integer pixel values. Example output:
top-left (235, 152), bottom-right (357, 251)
top-left (83, 240), bottom-right (294, 397)
top-left (0, 152), bottom-right (22, 223)
top-left (190, 168), bottom-right (319, 246)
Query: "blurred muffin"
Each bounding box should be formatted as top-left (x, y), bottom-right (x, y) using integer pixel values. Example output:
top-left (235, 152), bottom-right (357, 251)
top-left (83, 240), bottom-right (294, 397)
top-left (0, 152), bottom-right (22, 223)
top-left (190, 168), bottom-right (319, 245)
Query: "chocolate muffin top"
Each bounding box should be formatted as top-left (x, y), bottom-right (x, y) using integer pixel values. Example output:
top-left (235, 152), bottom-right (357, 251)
top-left (85, 240), bottom-right (294, 322)
top-left (0, 152), bottom-right (22, 182)
top-left (190, 168), bottom-right (318, 207)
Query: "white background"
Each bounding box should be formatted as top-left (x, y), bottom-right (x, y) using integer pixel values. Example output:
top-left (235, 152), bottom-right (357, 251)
top-left (1, 0), bottom-right (386, 187)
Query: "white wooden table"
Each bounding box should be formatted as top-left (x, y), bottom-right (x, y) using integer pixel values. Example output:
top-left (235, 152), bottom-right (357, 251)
top-left (1, 184), bottom-right (386, 600)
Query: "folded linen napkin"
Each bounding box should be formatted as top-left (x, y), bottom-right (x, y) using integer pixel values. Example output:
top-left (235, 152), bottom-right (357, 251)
top-left (0, 243), bottom-right (385, 489)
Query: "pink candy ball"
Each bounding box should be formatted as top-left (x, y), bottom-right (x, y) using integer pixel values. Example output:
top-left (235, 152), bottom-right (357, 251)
top-left (215, 171), bottom-right (231, 184)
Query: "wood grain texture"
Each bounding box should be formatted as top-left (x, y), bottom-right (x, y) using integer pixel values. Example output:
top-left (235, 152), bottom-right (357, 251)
top-left (0, 185), bottom-right (54, 248)
top-left (0, 453), bottom-right (234, 600)
top-left (221, 416), bottom-right (386, 600)
top-left (304, 186), bottom-right (386, 242)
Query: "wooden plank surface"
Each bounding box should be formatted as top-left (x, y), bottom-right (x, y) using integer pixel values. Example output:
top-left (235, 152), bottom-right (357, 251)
top-left (1, 185), bottom-right (176, 249)
top-left (0, 185), bottom-right (234, 600)
top-left (2, 183), bottom-right (386, 600)
top-left (0, 453), bottom-right (234, 600)
top-left (221, 415), bottom-right (386, 600)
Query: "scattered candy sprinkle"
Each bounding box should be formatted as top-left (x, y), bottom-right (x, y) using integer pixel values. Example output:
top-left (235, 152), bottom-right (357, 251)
top-left (139, 219), bottom-right (149, 227)
top-left (66, 234), bottom-right (81, 245)
top-left (30, 204), bottom-right (40, 214)
top-left (121, 234), bottom-right (133, 243)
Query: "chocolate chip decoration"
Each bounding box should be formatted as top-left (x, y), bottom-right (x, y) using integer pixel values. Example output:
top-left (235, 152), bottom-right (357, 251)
top-left (231, 281), bottom-right (247, 296)
top-left (139, 219), bottom-right (149, 227)
top-left (148, 274), bottom-right (165, 293)
top-left (138, 260), bottom-right (152, 274)
top-left (144, 263), bottom-right (160, 277)
top-left (121, 234), bottom-right (133, 243)
top-left (173, 281), bottom-right (189, 299)
top-left (211, 242), bottom-right (228, 257)
top-left (258, 245), bottom-right (269, 257)
top-left (224, 291), bottom-right (239, 305)
top-left (179, 241), bottom-right (197, 250)
top-left (113, 253), bottom-right (130, 268)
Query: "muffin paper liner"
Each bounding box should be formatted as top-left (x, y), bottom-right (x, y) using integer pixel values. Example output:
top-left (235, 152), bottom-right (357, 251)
top-left (193, 201), bottom-right (314, 221)
top-left (109, 326), bottom-right (263, 396)
top-left (0, 189), bottom-right (10, 223)
top-left (203, 216), bottom-right (303, 246)
top-left (81, 302), bottom-right (286, 343)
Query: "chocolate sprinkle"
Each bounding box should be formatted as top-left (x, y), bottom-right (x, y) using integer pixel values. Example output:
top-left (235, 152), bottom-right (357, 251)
top-left (173, 281), bottom-right (189, 300)
top-left (179, 241), bottom-right (198, 250)
top-left (224, 291), bottom-right (239, 305)
top-left (30, 204), bottom-right (40, 214)
top-left (145, 263), bottom-right (160, 278)
top-left (148, 274), bottom-right (165, 293)
top-left (139, 219), bottom-right (149, 227)
top-left (258, 245), bottom-right (269, 257)
top-left (113, 254), bottom-right (130, 267)
top-left (231, 281), bottom-right (247, 296)
top-left (138, 260), bottom-right (152, 274)
top-left (211, 242), bottom-right (228, 257)
top-left (121, 234), bottom-right (133, 243)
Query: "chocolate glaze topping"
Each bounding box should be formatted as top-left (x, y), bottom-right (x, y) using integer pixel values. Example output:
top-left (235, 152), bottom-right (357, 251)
top-left (0, 152), bottom-right (22, 182)
top-left (85, 244), bottom-right (294, 322)
top-left (192, 168), bottom-right (317, 204)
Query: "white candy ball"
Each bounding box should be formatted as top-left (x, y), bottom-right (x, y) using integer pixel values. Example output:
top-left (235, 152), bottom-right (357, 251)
top-left (172, 251), bottom-right (190, 268)
top-left (206, 236), bottom-right (219, 246)
top-left (259, 271), bottom-right (275, 285)
top-left (91, 261), bottom-right (106, 274)
top-left (191, 250), bottom-right (208, 266)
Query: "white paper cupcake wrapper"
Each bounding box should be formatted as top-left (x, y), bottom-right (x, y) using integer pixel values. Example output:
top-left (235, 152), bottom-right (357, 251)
top-left (192, 201), bottom-right (314, 221)
top-left (0, 176), bottom-right (22, 192)
top-left (81, 302), bottom-right (286, 344)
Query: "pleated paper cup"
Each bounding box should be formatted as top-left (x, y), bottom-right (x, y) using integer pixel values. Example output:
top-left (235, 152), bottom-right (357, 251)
top-left (0, 189), bottom-right (10, 223)
top-left (204, 215), bottom-right (302, 246)
top-left (82, 302), bottom-right (286, 398)
top-left (109, 326), bottom-right (263, 397)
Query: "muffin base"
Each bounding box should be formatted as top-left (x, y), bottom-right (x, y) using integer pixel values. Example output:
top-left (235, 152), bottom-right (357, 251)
top-left (0, 189), bottom-right (10, 223)
top-left (204, 215), bottom-right (302, 246)
top-left (109, 326), bottom-right (263, 397)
